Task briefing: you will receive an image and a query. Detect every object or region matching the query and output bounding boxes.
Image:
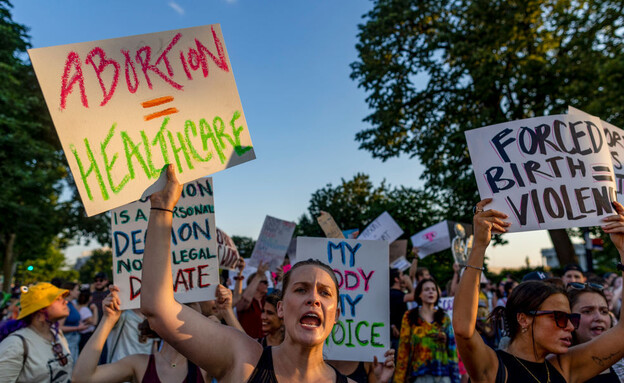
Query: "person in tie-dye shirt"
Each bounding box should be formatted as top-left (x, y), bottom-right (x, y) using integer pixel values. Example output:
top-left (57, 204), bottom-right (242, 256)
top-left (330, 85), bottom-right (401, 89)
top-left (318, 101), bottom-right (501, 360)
top-left (394, 278), bottom-right (459, 383)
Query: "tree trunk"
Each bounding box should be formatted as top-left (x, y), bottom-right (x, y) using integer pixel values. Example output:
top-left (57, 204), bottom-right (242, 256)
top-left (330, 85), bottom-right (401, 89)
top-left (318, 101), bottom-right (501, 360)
top-left (548, 229), bottom-right (577, 267)
top-left (3, 233), bottom-right (16, 293)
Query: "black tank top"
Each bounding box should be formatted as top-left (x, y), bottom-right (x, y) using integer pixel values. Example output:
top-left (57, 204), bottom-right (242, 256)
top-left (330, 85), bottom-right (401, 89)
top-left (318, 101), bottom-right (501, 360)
top-left (346, 361), bottom-right (368, 383)
top-left (247, 347), bottom-right (348, 383)
top-left (495, 350), bottom-right (566, 383)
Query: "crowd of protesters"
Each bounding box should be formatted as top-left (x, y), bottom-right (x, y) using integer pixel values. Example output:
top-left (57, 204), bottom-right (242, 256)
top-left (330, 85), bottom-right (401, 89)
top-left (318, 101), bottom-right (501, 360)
top-left (1, 168), bottom-right (624, 382)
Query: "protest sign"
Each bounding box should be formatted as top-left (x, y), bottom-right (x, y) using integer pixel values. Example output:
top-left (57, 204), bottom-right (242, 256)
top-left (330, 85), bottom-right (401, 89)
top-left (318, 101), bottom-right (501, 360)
top-left (216, 227), bottom-right (240, 270)
top-left (296, 237), bottom-right (390, 362)
top-left (569, 107), bottom-right (624, 199)
top-left (111, 177), bottom-right (218, 310)
top-left (317, 211), bottom-right (345, 239)
top-left (410, 221), bottom-right (472, 259)
top-left (29, 24), bottom-right (255, 216)
top-left (390, 256), bottom-right (411, 272)
top-left (389, 239), bottom-right (408, 263)
top-left (438, 297), bottom-right (454, 319)
top-left (466, 113), bottom-right (617, 232)
top-left (342, 229), bottom-right (360, 239)
top-left (358, 212), bottom-right (403, 242)
top-left (249, 216), bottom-right (296, 270)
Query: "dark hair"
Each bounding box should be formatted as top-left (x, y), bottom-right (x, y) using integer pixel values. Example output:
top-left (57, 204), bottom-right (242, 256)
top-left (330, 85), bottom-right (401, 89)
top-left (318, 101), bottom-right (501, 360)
top-left (265, 291), bottom-right (281, 310)
top-left (490, 280), bottom-right (566, 340)
top-left (408, 278), bottom-right (445, 326)
top-left (416, 267), bottom-right (430, 280)
top-left (61, 282), bottom-right (77, 291)
top-left (281, 259), bottom-right (340, 301)
top-left (389, 268), bottom-right (401, 287)
top-left (77, 289), bottom-right (91, 305)
top-left (568, 286), bottom-right (609, 345)
top-left (138, 319), bottom-right (160, 342)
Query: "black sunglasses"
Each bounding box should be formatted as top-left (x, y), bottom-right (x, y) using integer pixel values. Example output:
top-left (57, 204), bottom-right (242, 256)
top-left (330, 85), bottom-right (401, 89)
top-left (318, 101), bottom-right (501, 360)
top-left (567, 282), bottom-right (604, 290)
top-left (529, 310), bottom-right (580, 330)
top-left (52, 342), bottom-right (68, 366)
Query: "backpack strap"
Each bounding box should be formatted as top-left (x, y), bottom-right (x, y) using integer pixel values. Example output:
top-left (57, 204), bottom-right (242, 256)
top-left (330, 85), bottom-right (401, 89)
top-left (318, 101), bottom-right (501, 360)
top-left (10, 333), bottom-right (28, 377)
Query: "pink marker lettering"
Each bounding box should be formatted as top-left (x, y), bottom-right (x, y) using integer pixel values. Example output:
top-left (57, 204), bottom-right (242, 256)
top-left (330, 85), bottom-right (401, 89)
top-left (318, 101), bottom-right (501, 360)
top-left (85, 47), bottom-right (120, 106)
top-left (60, 51), bottom-right (88, 109)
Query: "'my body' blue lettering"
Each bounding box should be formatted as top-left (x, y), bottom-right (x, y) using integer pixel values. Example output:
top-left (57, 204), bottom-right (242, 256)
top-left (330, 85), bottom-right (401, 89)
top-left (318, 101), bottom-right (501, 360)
top-left (327, 241), bottom-right (361, 267)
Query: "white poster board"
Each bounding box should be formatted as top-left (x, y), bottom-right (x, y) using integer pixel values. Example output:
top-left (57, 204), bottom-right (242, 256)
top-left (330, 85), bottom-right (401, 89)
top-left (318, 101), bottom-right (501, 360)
top-left (111, 177), bottom-right (218, 309)
top-left (249, 216), bottom-right (296, 270)
top-left (569, 107), bottom-right (624, 199)
top-left (466, 112), bottom-right (617, 232)
top-left (410, 221), bottom-right (451, 258)
top-left (29, 24), bottom-right (255, 216)
top-left (358, 211), bottom-right (404, 242)
top-left (296, 237), bottom-right (390, 362)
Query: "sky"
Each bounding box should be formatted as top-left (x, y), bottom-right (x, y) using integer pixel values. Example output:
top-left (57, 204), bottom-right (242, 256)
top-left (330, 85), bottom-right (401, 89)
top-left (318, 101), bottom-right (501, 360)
top-left (11, 0), bottom-right (558, 270)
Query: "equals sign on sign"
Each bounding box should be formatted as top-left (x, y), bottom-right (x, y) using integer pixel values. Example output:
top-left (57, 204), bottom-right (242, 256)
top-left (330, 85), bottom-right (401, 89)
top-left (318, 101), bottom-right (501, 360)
top-left (142, 96), bottom-right (178, 121)
top-left (592, 165), bottom-right (614, 182)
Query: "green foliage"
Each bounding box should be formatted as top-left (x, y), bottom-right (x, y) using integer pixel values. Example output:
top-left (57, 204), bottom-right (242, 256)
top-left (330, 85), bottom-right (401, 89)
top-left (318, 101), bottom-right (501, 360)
top-left (78, 248), bottom-right (113, 283)
top-left (296, 173), bottom-right (463, 279)
top-left (231, 236), bottom-right (256, 259)
top-left (350, 1), bottom-right (624, 260)
top-left (14, 240), bottom-right (78, 286)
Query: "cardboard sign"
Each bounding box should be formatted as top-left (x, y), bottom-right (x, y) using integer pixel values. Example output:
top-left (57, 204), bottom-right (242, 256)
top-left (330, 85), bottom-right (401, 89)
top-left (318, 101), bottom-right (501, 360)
top-left (569, 107), bottom-right (624, 199)
top-left (29, 24), bottom-right (255, 216)
top-left (358, 212), bottom-right (404, 242)
top-left (466, 112), bottom-right (617, 232)
top-left (389, 239), bottom-right (408, 263)
top-left (317, 211), bottom-right (345, 239)
top-left (111, 177), bottom-right (218, 309)
top-left (249, 216), bottom-right (296, 270)
top-left (216, 227), bottom-right (240, 270)
top-left (296, 237), bottom-right (390, 362)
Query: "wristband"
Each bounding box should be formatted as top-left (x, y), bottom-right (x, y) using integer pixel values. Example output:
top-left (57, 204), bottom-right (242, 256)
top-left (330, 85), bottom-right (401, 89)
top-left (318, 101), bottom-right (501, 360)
top-left (459, 263), bottom-right (485, 272)
top-left (233, 276), bottom-right (245, 281)
top-left (151, 207), bottom-right (173, 213)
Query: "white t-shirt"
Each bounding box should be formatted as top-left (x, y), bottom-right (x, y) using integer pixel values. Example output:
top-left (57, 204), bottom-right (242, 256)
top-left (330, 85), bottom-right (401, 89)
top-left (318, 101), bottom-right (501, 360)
top-left (0, 326), bottom-right (73, 383)
top-left (106, 309), bottom-right (154, 363)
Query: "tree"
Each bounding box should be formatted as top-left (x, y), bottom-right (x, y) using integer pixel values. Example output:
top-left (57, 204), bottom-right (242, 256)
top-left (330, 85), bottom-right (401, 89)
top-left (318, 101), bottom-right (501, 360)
top-left (350, 0), bottom-right (624, 266)
top-left (0, 1), bottom-right (110, 291)
top-left (14, 239), bottom-right (79, 286)
top-left (297, 173), bottom-right (460, 280)
top-left (232, 236), bottom-right (256, 259)
top-left (77, 248), bottom-right (113, 284)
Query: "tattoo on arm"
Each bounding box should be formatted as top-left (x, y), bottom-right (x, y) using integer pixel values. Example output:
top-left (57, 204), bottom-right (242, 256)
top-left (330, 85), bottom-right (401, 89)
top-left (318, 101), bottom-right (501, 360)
top-left (592, 352), bottom-right (618, 367)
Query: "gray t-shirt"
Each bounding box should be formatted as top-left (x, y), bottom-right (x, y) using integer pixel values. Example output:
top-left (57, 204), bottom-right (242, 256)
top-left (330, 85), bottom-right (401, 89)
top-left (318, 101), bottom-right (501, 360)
top-left (0, 326), bottom-right (73, 383)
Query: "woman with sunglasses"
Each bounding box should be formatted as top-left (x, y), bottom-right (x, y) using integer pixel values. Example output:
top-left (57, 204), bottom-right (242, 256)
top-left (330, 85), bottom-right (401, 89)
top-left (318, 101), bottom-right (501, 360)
top-left (453, 198), bottom-right (624, 383)
top-left (0, 282), bottom-right (73, 382)
top-left (568, 283), bottom-right (624, 382)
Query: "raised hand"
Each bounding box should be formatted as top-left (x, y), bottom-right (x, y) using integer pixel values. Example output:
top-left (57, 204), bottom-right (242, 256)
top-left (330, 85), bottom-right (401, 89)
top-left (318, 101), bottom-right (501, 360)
top-left (102, 285), bottom-right (122, 323)
top-left (472, 198), bottom-right (511, 248)
top-left (215, 284), bottom-right (233, 313)
top-left (149, 164), bottom-right (183, 211)
top-left (602, 201), bottom-right (624, 255)
top-left (373, 349), bottom-right (395, 383)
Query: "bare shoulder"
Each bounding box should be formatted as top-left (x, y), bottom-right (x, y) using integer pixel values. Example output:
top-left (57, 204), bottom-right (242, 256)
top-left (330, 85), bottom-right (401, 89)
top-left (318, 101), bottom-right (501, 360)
top-left (117, 353), bottom-right (150, 381)
top-left (216, 335), bottom-right (263, 382)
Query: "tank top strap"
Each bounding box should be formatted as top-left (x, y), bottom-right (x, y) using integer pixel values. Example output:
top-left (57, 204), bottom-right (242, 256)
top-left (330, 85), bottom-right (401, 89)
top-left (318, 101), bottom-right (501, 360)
top-left (247, 347), bottom-right (278, 383)
top-left (142, 354), bottom-right (161, 383)
top-left (329, 364), bottom-right (349, 383)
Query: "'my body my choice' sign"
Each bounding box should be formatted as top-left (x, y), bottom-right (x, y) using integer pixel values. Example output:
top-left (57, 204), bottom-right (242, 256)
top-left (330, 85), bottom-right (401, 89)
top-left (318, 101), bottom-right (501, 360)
top-left (296, 237), bottom-right (389, 362)
top-left (29, 24), bottom-right (255, 216)
top-left (111, 177), bottom-right (218, 310)
top-left (466, 111), bottom-right (617, 232)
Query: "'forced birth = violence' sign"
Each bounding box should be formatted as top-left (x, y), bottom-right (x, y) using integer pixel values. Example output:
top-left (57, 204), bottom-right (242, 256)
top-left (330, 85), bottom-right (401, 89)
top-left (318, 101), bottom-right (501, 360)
top-left (296, 237), bottom-right (390, 362)
top-left (466, 112), bottom-right (617, 232)
top-left (29, 24), bottom-right (255, 216)
top-left (111, 177), bottom-right (218, 310)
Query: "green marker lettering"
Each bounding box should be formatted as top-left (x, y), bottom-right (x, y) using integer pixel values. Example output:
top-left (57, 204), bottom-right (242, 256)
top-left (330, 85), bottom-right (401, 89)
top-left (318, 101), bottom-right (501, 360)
top-left (140, 130), bottom-right (160, 178)
top-left (371, 322), bottom-right (385, 347)
top-left (152, 117), bottom-right (171, 165)
top-left (166, 130), bottom-right (194, 173)
top-left (355, 321), bottom-right (370, 346)
top-left (121, 131), bottom-right (151, 180)
top-left (70, 140), bottom-right (109, 201)
top-left (230, 110), bottom-right (253, 155)
top-left (184, 120), bottom-right (212, 162)
top-left (199, 118), bottom-right (226, 164)
top-left (101, 123), bottom-right (130, 194)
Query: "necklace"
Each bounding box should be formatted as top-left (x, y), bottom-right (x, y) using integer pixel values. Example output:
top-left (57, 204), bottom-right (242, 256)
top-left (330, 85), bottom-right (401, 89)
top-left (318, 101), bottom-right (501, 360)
top-left (513, 354), bottom-right (551, 383)
top-left (162, 352), bottom-right (183, 368)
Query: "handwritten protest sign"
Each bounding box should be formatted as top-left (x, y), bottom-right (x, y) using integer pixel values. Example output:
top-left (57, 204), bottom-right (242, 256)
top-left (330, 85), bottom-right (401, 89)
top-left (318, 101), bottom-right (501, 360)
top-left (358, 212), bottom-right (403, 242)
top-left (249, 216), bottom-right (296, 270)
top-left (569, 107), bottom-right (624, 199)
top-left (317, 211), bottom-right (345, 239)
top-left (29, 24), bottom-right (255, 216)
top-left (438, 297), bottom-right (454, 319)
top-left (296, 237), bottom-right (390, 362)
top-left (389, 239), bottom-right (408, 263)
top-left (466, 113), bottom-right (617, 232)
top-left (111, 177), bottom-right (218, 309)
top-left (411, 221), bottom-right (472, 259)
top-left (216, 227), bottom-right (240, 270)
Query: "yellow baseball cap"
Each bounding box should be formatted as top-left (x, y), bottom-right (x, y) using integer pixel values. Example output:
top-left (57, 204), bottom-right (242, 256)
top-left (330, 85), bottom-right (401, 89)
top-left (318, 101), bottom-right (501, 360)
top-left (17, 282), bottom-right (69, 320)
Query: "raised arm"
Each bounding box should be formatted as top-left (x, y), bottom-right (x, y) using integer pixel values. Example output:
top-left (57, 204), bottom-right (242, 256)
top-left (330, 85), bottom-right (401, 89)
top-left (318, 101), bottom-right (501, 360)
top-left (452, 198), bottom-right (509, 383)
top-left (235, 261), bottom-right (268, 312)
top-left (559, 201), bottom-right (624, 383)
top-left (72, 287), bottom-right (137, 383)
top-left (140, 165), bottom-right (261, 381)
top-left (215, 284), bottom-right (244, 332)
